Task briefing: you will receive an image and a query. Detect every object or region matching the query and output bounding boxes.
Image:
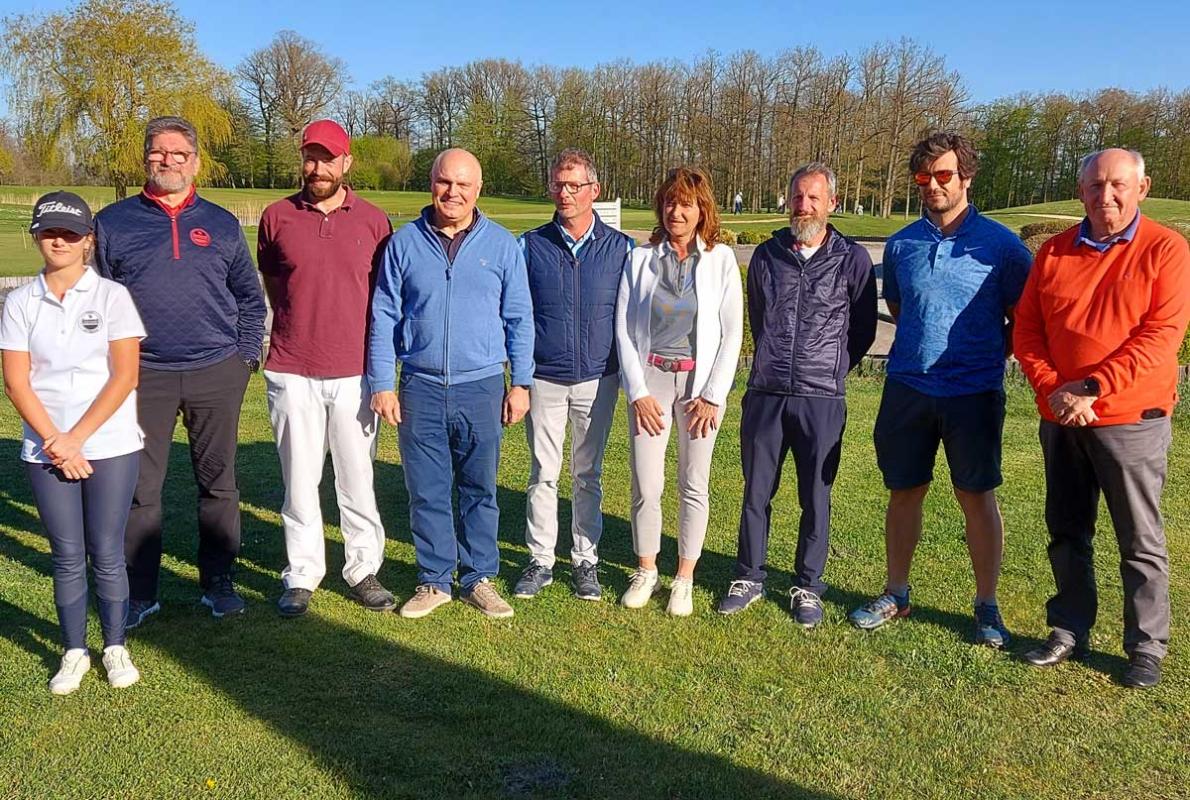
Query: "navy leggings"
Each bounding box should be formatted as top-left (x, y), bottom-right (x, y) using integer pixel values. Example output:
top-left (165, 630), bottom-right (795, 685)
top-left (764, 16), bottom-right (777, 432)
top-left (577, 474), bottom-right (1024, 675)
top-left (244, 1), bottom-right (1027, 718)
top-left (27, 452), bottom-right (140, 651)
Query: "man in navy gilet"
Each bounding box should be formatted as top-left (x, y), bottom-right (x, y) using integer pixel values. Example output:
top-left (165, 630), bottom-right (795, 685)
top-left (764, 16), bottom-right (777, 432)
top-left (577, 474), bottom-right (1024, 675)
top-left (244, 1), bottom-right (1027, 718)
top-left (513, 149), bottom-right (633, 602)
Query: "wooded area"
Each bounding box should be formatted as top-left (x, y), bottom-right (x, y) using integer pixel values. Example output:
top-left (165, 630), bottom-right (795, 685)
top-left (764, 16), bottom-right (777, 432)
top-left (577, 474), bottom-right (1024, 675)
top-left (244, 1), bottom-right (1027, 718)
top-left (2, 1), bottom-right (1188, 212)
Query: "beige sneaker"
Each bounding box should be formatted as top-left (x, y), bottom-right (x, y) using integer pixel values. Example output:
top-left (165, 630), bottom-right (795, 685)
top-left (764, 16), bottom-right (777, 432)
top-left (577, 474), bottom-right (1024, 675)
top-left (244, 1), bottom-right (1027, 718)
top-left (400, 585), bottom-right (452, 619)
top-left (462, 578), bottom-right (514, 619)
top-left (667, 577), bottom-right (694, 617)
top-left (620, 568), bottom-right (659, 608)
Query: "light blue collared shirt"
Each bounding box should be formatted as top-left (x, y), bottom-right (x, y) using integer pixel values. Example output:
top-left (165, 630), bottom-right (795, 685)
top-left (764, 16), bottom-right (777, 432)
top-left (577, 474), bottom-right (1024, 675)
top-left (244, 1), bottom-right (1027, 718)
top-left (1076, 212), bottom-right (1140, 252)
top-left (555, 217), bottom-right (597, 256)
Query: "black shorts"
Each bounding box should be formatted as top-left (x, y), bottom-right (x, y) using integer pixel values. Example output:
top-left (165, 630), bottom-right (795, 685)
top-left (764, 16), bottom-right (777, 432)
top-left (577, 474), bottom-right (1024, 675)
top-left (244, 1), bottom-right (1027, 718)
top-left (873, 378), bottom-right (1005, 492)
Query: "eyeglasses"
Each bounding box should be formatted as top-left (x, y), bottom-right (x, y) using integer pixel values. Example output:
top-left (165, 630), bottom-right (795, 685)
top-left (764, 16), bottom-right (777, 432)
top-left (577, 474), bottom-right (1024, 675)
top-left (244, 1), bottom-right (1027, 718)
top-left (913, 170), bottom-right (958, 187)
top-left (548, 181), bottom-right (596, 195)
top-left (147, 149), bottom-right (195, 164)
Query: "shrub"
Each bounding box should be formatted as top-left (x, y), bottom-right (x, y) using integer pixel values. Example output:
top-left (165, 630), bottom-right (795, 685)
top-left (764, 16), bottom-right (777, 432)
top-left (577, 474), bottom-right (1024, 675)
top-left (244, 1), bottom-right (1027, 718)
top-left (1018, 220), bottom-right (1072, 242)
top-left (718, 227), bottom-right (738, 246)
top-left (738, 263), bottom-right (753, 358)
top-left (736, 229), bottom-right (768, 245)
top-left (1022, 234), bottom-right (1051, 255)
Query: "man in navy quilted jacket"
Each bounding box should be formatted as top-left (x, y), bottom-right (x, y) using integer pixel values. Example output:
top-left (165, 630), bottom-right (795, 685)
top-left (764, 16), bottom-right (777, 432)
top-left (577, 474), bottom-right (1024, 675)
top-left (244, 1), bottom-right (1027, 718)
top-left (96, 116), bottom-right (266, 625)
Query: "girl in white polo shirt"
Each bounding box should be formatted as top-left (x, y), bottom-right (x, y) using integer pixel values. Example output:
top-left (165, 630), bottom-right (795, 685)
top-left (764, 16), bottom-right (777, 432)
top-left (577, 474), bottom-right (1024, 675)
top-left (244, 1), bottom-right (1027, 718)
top-left (0, 192), bottom-right (146, 695)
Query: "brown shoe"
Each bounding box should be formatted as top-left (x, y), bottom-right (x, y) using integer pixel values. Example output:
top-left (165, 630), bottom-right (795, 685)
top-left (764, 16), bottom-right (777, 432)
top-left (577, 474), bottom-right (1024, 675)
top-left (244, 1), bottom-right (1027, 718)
top-left (399, 585), bottom-right (452, 619)
top-left (461, 579), bottom-right (514, 619)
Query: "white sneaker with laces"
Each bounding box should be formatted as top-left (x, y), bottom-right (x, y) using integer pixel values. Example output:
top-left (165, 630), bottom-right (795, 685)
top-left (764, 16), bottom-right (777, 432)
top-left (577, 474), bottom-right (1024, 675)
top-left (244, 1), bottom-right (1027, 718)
top-left (49, 648), bottom-right (90, 695)
top-left (667, 577), bottom-right (694, 617)
top-left (620, 568), bottom-right (659, 608)
top-left (102, 645), bottom-right (140, 689)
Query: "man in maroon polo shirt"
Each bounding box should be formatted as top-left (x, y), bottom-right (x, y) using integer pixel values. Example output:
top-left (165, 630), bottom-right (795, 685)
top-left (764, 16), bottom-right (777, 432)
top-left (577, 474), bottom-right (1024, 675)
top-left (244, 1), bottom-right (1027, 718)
top-left (258, 119), bottom-right (395, 617)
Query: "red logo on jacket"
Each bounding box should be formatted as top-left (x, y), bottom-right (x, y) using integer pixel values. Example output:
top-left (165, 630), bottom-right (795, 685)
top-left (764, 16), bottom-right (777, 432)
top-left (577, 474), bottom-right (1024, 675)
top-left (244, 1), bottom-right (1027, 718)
top-left (189, 228), bottom-right (211, 247)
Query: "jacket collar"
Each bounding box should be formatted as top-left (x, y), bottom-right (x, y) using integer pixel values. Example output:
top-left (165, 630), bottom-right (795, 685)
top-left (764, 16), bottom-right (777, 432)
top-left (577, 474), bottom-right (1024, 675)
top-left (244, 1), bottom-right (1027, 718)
top-left (140, 184), bottom-right (197, 215)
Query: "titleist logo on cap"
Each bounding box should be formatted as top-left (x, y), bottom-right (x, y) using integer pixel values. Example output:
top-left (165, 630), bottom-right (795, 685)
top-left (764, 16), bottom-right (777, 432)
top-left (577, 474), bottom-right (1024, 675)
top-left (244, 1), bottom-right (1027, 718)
top-left (37, 201), bottom-right (84, 217)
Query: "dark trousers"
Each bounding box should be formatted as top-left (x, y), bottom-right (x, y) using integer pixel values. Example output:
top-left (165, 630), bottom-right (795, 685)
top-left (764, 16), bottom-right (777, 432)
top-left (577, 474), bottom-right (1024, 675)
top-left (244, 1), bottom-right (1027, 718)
top-left (28, 453), bottom-right (140, 651)
top-left (1039, 418), bottom-right (1172, 659)
top-left (125, 355), bottom-right (250, 600)
top-left (735, 391), bottom-right (846, 592)
top-left (398, 373), bottom-right (504, 594)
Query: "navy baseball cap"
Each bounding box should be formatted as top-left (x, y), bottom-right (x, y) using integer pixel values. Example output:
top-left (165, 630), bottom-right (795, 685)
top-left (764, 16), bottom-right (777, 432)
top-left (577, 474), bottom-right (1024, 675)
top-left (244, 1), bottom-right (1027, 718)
top-left (30, 191), bottom-right (94, 236)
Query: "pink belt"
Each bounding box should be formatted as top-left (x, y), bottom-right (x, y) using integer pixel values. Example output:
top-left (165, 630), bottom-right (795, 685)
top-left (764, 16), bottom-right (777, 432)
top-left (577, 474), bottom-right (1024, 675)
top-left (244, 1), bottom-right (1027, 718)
top-left (647, 353), bottom-right (695, 372)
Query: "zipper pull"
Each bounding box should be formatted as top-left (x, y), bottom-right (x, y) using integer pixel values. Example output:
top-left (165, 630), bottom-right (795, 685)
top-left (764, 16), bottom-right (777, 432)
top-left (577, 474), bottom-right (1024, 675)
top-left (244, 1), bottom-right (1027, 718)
top-left (446, 266), bottom-right (452, 281)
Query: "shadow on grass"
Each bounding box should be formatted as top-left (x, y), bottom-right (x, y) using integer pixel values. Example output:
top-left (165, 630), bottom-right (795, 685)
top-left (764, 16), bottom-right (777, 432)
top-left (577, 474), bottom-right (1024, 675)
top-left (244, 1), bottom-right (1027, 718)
top-left (0, 439), bottom-right (843, 799)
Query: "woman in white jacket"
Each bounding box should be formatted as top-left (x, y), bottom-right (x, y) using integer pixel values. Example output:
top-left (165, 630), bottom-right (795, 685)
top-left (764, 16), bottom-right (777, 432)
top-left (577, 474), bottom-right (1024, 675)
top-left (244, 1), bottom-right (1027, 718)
top-left (615, 166), bottom-right (744, 615)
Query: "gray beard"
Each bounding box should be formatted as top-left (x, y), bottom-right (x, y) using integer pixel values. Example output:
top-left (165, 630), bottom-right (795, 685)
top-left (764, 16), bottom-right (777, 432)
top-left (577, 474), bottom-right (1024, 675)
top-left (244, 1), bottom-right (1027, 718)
top-left (792, 216), bottom-right (827, 244)
top-left (147, 171), bottom-right (191, 195)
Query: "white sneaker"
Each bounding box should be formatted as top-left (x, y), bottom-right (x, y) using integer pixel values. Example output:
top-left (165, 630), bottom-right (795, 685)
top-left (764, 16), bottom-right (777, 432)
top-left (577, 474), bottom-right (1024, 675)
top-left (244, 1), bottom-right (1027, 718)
top-left (620, 568), bottom-right (659, 608)
top-left (667, 577), bottom-right (694, 617)
top-left (49, 648), bottom-right (90, 695)
top-left (102, 645), bottom-right (140, 689)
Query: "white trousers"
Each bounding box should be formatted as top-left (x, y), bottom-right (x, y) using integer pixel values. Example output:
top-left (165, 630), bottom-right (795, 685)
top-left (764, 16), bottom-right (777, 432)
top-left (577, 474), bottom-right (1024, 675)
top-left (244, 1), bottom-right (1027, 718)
top-left (264, 371), bottom-right (385, 590)
top-left (629, 364), bottom-right (724, 561)
top-left (524, 375), bottom-right (619, 568)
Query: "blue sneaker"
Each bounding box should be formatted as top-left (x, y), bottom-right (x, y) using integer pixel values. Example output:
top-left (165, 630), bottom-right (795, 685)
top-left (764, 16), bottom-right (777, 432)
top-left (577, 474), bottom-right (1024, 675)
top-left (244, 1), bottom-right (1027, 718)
top-left (512, 563), bottom-right (553, 599)
top-left (717, 579), bottom-right (764, 615)
top-left (789, 588), bottom-right (823, 628)
top-left (849, 588), bottom-right (910, 630)
top-left (125, 599), bottom-right (160, 630)
top-left (201, 574), bottom-right (246, 618)
top-left (974, 601), bottom-right (1010, 649)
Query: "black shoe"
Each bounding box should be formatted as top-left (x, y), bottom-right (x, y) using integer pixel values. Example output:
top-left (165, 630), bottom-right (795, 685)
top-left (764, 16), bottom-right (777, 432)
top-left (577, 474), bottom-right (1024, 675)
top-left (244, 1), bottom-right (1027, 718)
top-left (1121, 653), bottom-right (1162, 688)
top-left (277, 588), bottom-right (312, 618)
top-left (1023, 631), bottom-right (1089, 667)
top-left (348, 575), bottom-right (396, 612)
top-left (571, 561), bottom-right (602, 601)
top-left (201, 574), bottom-right (246, 618)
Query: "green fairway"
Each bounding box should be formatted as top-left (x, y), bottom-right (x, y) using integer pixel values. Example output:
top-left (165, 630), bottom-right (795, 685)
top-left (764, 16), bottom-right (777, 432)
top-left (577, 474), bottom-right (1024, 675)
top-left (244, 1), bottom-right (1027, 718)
top-left (0, 187), bottom-right (1187, 277)
top-left (1, 373), bottom-right (1187, 799)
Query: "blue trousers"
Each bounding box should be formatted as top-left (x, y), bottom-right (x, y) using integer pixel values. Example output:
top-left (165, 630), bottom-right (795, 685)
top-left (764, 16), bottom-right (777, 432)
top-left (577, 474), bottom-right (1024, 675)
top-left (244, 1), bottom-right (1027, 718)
top-left (27, 452), bottom-right (140, 651)
top-left (398, 373), bottom-right (504, 593)
top-left (735, 392), bottom-right (845, 592)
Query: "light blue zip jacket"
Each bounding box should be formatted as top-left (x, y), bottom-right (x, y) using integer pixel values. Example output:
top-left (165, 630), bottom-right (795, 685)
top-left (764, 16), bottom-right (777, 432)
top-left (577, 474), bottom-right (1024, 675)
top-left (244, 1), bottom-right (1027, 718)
top-left (367, 207), bottom-right (535, 391)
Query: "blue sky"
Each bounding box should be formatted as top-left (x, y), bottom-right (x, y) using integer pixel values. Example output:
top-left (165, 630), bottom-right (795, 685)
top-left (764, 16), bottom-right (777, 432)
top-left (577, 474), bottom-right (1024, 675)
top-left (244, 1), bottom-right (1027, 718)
top-left (6, 0), bottom-right (1189, 102)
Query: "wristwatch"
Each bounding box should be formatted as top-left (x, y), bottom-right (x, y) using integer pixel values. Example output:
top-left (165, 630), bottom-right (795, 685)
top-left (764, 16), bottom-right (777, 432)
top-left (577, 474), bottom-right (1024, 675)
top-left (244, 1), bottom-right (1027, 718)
top-left (243, 357), bottom-right (261, 372)
top-left (1082, 376), bottom-right (1100, 396)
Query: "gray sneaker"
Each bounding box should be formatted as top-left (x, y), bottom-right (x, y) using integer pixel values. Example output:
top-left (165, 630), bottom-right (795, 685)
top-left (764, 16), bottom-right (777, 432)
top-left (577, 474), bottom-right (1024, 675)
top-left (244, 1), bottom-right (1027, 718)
top-left (717, 579), bottom-right (764, 615)
top-left (462, 578), bottom-right (514, 619)
top-left (512, 563), bottom-right (553, 599)
top-left (571, 561), bottom-right (602, 601)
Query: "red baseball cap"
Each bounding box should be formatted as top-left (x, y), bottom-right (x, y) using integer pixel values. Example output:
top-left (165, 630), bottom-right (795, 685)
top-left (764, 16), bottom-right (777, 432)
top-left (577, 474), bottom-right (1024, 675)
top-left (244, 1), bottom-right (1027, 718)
top-left (301, 119), bottom-right (350, 157)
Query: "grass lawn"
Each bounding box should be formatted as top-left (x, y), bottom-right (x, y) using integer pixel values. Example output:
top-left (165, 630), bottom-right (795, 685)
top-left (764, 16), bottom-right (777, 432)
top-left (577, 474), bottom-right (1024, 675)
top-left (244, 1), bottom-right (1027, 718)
top-left (0, 186), bottom-right (1186, 277)
top-left (1, 372), bottom-right (1188, 799)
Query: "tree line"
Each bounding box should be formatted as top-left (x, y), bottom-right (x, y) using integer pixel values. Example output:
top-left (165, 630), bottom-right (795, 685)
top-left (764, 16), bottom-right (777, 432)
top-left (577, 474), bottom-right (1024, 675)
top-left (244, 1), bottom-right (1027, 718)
top-left (2, 0), bottom-right (1188, 211)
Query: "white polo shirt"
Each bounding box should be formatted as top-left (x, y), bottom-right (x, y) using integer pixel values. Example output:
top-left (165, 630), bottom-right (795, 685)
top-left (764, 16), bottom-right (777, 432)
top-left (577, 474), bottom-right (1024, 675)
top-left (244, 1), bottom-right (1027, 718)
top-left (0, 267), bottom-right (146, 463)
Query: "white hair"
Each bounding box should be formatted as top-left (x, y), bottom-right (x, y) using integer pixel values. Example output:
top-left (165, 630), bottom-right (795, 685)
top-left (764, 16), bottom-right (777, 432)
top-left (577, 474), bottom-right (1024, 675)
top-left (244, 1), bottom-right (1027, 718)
top-left (788, 162), bottom-right (838, 199)
top-left (1078, 149), bottom-right (1146, 183)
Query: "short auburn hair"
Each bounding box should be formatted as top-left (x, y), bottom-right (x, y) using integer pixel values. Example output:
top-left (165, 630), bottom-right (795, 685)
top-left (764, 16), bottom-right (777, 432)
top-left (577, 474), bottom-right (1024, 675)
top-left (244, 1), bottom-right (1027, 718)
top-left (909, 131), bottom-right (979, 179)
top-left (649, 166), bottom-right (721, 247)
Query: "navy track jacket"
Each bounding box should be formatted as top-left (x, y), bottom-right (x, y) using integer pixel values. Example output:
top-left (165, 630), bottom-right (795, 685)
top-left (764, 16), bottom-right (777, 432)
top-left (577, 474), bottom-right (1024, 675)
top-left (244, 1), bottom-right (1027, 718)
top-left (95, 191), bottom-right (266, 370)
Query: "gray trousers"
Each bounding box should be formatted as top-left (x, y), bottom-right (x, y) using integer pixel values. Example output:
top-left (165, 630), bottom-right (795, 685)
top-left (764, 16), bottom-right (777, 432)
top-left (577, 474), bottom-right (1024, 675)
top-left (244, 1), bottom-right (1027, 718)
top-left (1039, 418), bottom-right (1172, 659)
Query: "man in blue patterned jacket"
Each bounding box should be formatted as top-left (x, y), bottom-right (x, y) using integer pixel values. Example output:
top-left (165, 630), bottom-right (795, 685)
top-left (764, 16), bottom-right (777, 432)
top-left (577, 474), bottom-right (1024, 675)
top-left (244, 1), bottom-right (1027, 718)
top-left (96, 116), bottom-right (266, 625)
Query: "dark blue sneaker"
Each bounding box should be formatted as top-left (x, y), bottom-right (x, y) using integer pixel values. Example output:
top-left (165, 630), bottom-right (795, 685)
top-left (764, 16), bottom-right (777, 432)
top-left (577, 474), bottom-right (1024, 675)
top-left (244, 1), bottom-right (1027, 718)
top-left (849, 588), bottom-right (910, 630)
top-left (571, 561), bottom-right (602, 601)
top-left (201, 574), bottom-right (246, 618)
top-left (974, 601), bottom-right (1010, 648)
top-left (789, 588), bottom-right (823, 628)
top-left (512, 563), bottom-right (553, 599)
top-left (717, 579), bottom-right (764, 615)
top-left (125, 599), bottom-right (160, 630)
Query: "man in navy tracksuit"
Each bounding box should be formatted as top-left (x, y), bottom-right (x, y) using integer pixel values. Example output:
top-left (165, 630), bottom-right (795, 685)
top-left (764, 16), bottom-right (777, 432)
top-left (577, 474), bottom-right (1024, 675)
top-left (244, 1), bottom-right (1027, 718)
top-left (718, 162), bottom-right (876, 626)
top-left (513, 149), bottom-right (632, 603)
top-left (96, 116), bottom-right (266, 624)
top-left (368, 148), bottom-right (535, 621)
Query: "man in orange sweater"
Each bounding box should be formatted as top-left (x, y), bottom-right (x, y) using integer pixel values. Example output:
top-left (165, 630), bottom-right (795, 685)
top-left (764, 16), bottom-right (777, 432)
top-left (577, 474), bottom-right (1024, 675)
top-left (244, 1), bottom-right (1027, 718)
top-left (1014, 148), bottom-right (1190, 688)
